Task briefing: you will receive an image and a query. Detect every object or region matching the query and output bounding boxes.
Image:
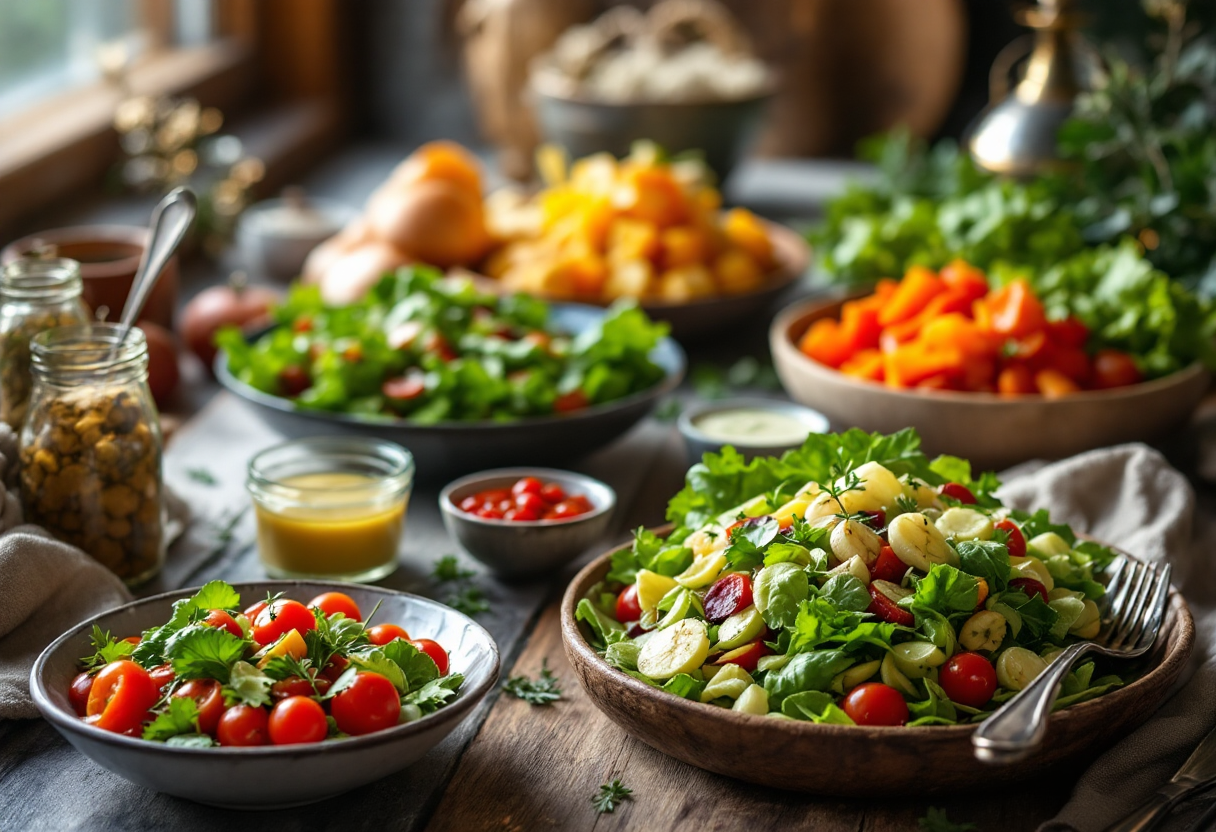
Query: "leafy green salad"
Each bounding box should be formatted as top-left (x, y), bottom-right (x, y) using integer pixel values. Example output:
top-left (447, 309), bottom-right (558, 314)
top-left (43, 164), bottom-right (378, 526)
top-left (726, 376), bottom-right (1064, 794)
top-left (577, 429), bottom-right (1123, 727)
top-left (218, 266), bottom-right (670, 423)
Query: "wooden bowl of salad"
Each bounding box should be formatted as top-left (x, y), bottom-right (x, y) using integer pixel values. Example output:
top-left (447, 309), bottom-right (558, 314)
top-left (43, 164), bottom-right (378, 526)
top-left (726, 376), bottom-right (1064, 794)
top-left (769, 260), bottom-right (1212, 470)
top-left (559, 430), bottom-right (1195, 795)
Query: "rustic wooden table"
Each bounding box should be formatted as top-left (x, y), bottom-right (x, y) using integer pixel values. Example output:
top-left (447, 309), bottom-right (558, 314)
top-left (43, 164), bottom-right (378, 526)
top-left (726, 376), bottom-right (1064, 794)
top-left (2, 148), bottom-right (1208, 832)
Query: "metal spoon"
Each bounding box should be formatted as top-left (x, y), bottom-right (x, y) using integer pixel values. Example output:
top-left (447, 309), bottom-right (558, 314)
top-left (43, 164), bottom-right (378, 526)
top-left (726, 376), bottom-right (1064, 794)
top-left (109, 186), bottom-right (197, 355)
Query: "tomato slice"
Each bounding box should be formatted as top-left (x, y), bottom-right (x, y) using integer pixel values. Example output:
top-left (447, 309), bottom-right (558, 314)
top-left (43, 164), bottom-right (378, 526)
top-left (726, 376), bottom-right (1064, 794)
top-left (553, 389), bottom-right (589, 413)
top-left (85, 660), bottom-right (159, 735)
top-left (869, 545), bottom-right (906, 584)
top-left (939, 482), bottom-right (977, 504)
top-left (993, 519), bottom-right (1026, 559)
top-left (1009, 577), bottom-right (1049, 602)
top-left (867, 583), bottom-right (914, 627)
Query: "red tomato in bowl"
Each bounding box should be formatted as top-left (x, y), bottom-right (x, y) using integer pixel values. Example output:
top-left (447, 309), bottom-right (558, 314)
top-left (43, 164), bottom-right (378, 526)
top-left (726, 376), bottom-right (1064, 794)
top-left (86, 660), bottom-right (159, 735)
top-left (203, 609), bottom-right (243, 638)
top-left (251, 599), bottom-right (317, 646)
top-left (217, 704), bottom-right (269, 746)
top-left (308, 592), bottom-right (362, 622)
top-left (69, 672), bottom-right (94, 716)
top-left (842, 683), bottom-right (909, 726)
top-left (410, 638), bottom-right (449, 675)
top-left (367, 624), bottom-right (410, 646)
top-left (268, 696), bottom-right (328, 745)
top-left (173, 679), bottom-right (225, 736)
top-left (615, 584), bottom-right (642, 623)
top-left (330, 672), bottom-right (401, 736)
top-left (939, 653), bottom-right (998, 708)
top-left (994, 519), bottom-right (1026, 559)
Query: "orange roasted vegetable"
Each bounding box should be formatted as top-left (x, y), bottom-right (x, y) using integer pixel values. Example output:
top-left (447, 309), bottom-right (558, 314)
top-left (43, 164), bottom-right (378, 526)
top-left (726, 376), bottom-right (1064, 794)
top-left (877, 267), bottom-right (946, 327)
top-left (974, 279), bottom-right (1046, 339)
top-left (1035, 369), bottom-right (1080, 398)
top-left (800, 319), bottom-right (853, 369)
top-left (840, 349), bottom-right (885, 381)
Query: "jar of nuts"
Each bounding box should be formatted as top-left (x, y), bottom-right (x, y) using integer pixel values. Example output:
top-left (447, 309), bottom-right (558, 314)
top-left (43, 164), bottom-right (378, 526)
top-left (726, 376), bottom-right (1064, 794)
top-left (0, 258), bottom-right (91, 430)
top-left (20, 323), bottom-right (165, 585)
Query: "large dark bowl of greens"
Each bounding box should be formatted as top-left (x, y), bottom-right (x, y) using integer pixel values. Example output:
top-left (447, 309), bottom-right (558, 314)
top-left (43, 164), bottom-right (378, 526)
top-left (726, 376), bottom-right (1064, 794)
top-left (216, 267), bottom-right (685, 478)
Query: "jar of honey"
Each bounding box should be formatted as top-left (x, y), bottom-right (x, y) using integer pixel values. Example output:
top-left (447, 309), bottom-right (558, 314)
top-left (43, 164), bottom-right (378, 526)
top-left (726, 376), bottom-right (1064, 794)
top-left (20, 323), bottom-right (165, 585)
top-left (247, 437), bottom-right (414, 581)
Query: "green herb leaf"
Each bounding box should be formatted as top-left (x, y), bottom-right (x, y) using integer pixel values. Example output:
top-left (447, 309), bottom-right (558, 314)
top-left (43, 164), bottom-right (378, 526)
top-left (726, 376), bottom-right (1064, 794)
top-left (432, 554), bottom-right (476, 583)
top-left (80, 625), bottom-right (136, 671)
top-left (186, 467), bottom-right (218, 486)
top-left (503, 658), bottom-right (563, 705)
top-left (591, 779), bottom-right (633, 814)
top-left (142, 697), bottom-right (200, 741)
top-left (223, 660), bottom-right (274, 708)
top-left (918, 806), bottom-right (977, 832)
top-left (163, 625), bottom-right (248, 683)
top-left (405, 673), bottom-right (464, 714)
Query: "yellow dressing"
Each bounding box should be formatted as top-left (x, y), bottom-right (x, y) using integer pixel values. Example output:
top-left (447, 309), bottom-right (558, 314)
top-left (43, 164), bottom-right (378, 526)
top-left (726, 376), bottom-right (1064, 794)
top-left (692, 408), bottom-right (810, 446)
top-left (253, 472), bottom-right (408, 578)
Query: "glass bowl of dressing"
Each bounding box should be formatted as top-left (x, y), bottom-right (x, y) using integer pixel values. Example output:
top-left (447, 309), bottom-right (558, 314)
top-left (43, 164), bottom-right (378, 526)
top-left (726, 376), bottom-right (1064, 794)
top-left (247, 437), bottom-right (414, 582)
top-left (678, 398), bottom-right (829, 465)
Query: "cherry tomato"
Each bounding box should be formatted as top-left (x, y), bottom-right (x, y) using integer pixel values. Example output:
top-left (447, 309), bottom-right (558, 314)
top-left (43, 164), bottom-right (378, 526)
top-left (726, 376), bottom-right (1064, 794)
top-left (251, 599), bottom-right (317, 646)
top-left (615, 584), bottom-right (642, 623)
top-left (121, 636), bottom-right (141, 646)
top-left (477, 488), bottom-right (511, 505)
top-left (504, 506), bottom-right (541, 522)
top-left (939, 652), bottom-right (998, 708)
top-left (217, 704), bottom-right (269, 747)
top-left (553, 389), bottom-right (589, 413)
top-left (278, 365), bottom-right (312, 397)
top-left (149, 663), bottom-right (176, 689)
top-left (410, 638), bottom-right (449, 675)
top-left (511, 477), bottom-right (543, 497)
top-left (703, 574), bottom-right (754, 624)
top-left (994, 519), bottom-right (1026, 559)
top-left (330, 672), bottom-right (401, 736)
top-left (476, 506), bottom-right (504, 520)
top-left (85, 660), bottom-right (159, 735)
top-left (539, 482), bottom-right (566, 504)
top-left (321, 655), bottom-right (350, 682)
top-left (939, 483), bottom-right (977, 504)
top-left (69, 672), bottom-right (94, 716)
top-left (547, 499), bottom-right (589, 520)
top-left (1009, 577), bottom-right (1049, 602)
top-left (367, 623), bottom-right (411, 646)
top-left (308, 591), bottom-right (363, 622)
top-left (459, 496), bottom-right (480, 512)
top-left (244, 598), bottom-right (270, 622)
top-left (867, 583), bottom-right (915, 627)
top-left (514, 491), bottom-right (546, 516)
top-left (1092, 349), bottom-right (1142, 390)
top-left (203, 609), bottom-right (243, 639)
top-left (843, 683), bottom-right (909, 726)
top-left (626, 621), bottom-right (649, 638)
top-left (713, 641), bottom-right (770, 673)
top-left (268, 696), bottom-right (328, 745)
top-left (869, 545), bottom-right (907, 584)
top-left (271, 675), bottom-right (330, 700)
top-left (173, 679), bottom-right (225, 736)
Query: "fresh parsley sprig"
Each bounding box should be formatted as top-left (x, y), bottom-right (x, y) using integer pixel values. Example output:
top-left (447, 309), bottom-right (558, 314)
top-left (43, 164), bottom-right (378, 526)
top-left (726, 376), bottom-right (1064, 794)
top-left (445, 586), bottom-right (490, 617)
top-left (591, 779), bottom-right (633, 814)
top-left (432, 554), bottom-right (475, 583)
top-left (503, 659), bottom-right (562, 706)
top-left (918, 807), bottom-right (977, 832)
top-left (82, 625), bottom-right (135, 671)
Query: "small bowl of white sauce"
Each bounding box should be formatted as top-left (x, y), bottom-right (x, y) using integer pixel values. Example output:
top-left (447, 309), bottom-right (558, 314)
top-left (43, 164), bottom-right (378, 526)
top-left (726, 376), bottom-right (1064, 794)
top-left (677, 398), bottom-right (829, 465)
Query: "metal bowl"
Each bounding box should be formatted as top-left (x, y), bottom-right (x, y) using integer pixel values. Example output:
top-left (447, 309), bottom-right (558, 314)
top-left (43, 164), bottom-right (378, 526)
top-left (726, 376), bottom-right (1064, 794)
top-left (216, 303), bottom-right (686, 482)
top-left (439, 468), bottom-right (616, 578)
top-left (530, 85), bottom-right (773, 183)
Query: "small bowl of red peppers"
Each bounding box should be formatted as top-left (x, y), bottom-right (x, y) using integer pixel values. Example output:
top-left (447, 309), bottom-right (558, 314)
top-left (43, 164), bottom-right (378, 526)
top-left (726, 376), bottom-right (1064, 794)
top-left (439, 468), bottom-right (616, 577)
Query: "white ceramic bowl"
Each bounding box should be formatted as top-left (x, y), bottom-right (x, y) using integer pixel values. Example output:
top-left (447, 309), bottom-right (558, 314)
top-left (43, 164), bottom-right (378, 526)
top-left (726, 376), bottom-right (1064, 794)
top-left (30, 581), bottom-right (499, 809)
top-left (439, 468), bottom-right (616, 578)
top-left (677, 397), bottom-right (829, 466)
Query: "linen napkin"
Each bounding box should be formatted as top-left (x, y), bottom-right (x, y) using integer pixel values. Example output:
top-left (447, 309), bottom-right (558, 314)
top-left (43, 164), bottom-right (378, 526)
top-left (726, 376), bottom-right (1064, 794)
top-left (994, 444), bottom-right (1216, 832)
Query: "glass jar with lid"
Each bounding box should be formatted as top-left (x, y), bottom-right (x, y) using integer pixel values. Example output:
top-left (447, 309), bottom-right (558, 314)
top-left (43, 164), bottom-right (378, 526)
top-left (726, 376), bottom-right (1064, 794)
top-left (0, 258), bottom-right (91, 430)
top-left (19, 323), bottom-right (166, 585)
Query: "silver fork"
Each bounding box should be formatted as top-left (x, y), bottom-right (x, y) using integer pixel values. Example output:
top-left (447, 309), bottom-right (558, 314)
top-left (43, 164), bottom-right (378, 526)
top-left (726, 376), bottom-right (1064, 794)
top-left (972, 557), bottom-right (1173, 764)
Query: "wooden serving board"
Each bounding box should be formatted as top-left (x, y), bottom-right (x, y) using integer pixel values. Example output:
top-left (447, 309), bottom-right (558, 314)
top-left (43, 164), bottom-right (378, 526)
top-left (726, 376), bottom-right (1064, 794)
top-left (423, 598), bottom-right (1074, 832)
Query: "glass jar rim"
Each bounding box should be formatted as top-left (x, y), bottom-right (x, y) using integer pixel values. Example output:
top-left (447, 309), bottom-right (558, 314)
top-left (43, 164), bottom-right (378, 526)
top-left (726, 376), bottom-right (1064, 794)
top-left (1, 257), bottom-right (83, 301)
top-left (247, 436), bottom-right (415, 508)
top-left (30, 323), bottom-right (148, 381)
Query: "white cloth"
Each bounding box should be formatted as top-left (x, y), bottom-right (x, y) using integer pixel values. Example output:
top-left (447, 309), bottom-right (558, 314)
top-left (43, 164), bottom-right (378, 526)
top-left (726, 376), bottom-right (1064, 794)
top-left (997, 445), bottom-right (1216, 832)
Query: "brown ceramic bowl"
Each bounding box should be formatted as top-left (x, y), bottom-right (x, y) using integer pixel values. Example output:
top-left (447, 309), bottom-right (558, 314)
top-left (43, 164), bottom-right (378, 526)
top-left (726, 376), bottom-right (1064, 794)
top-left (561, 537), bottom-right (1194, 796)
top-left (769, 294), bottom-right (1211, 471)
top-left (2, 225), bottom-right (178, 329)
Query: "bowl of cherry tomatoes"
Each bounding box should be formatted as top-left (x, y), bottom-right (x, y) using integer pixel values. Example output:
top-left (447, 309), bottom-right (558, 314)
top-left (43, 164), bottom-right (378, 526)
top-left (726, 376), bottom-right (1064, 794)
top-left (29, 581), bottom-right (499, 809)
top-left (439, 468), bottom-right (616, 577)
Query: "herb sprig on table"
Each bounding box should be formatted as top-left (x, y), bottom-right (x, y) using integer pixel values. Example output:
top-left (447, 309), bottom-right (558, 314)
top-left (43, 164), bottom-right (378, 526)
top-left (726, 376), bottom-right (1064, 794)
top-left (431, 555), bottom-right (490, 617)
top-left (503, 659), bottom-right (562, 705)
top-left (919, 807), bottom-right (978, 832)
top-left (591, 779), bottom-right (633, 814)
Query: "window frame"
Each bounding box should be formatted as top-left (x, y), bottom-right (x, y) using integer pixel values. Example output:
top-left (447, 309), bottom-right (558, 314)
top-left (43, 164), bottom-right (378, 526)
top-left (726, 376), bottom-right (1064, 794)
top-left (0, 0), bottom-right (345, 234)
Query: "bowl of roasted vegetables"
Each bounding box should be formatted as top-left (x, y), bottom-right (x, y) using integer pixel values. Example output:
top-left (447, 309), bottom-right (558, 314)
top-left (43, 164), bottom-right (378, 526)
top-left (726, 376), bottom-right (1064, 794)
top-left (481, 142), bottom-right (809, 341)
top-left (561, 429), bottom-right (1193, 795)
top-left (770, 258), bottom-right (1213, 469)
top-left (217, 266), bottom-right (685, 477)
top-left (30, 581), bottom-right (499, 809)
